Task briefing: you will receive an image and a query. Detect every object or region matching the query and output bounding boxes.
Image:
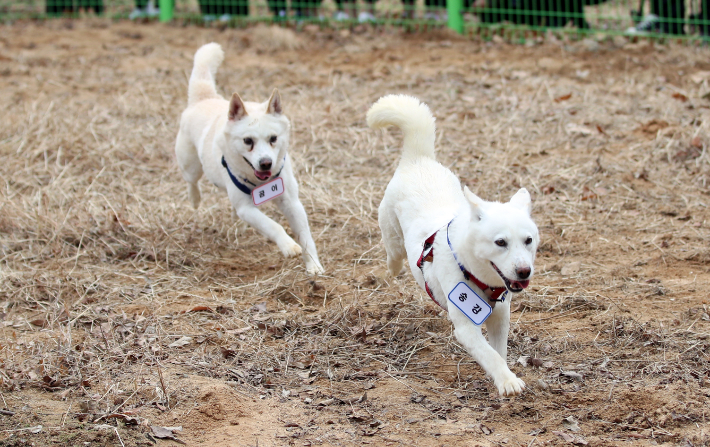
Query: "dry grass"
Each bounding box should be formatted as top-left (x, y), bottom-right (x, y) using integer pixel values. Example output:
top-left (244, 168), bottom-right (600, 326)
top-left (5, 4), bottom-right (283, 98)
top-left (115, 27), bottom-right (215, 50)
top-left (0, 19), bottom-right (710, 446)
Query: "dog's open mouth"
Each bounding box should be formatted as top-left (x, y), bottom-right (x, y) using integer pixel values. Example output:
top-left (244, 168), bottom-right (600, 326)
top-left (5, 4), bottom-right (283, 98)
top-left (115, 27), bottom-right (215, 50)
top-left (243, 157), bottom-right (272, 181)
top-left (491, 263), bottom-right (529, 293)
top-left (254, 170), bottom-right (271, 181)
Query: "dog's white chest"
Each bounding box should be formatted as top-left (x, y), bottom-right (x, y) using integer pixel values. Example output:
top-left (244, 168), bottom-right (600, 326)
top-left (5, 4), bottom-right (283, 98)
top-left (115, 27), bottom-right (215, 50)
top-left (447, 282), bottom-right (493, 325)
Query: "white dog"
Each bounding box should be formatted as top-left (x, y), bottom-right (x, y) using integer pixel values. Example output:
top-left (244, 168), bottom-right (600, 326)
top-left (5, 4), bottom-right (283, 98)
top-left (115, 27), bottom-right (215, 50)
top-left (175, 43), bottom-right (324, 275)
top-left (367, 95), bottom-right (539, 396)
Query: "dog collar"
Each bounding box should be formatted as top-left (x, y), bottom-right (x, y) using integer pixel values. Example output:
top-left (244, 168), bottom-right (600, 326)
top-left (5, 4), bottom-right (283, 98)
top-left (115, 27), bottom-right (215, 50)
top-left (221, 156), bottom-right (286, 195)
top-left (445, 220), bottom-right (508, 303)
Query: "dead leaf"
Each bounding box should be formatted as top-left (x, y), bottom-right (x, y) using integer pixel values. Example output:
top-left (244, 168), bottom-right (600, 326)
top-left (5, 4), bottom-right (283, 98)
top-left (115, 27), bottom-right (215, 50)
top-left (226, 327), bottom-right (252, 335)
top-left (555, 93), bottom-right (572, 102)
top-left (673, 146), bottom-right (702, 162)
top-left (691, 137), bottom-right (703, 149)
top-left (215, 305), bottom-right (232, 315)
top-left (563, 416), bottom-right (581, 432)
top-left (690, 71), bottom-right (710, 84)
top-left (638, 119), bottom-right (669, 135)
top-left (185, 306), bottom-right (213, 313)
top-left (266, 324), bottom-right (284, 338)
top-left (555, 431), bottom-right (575, 442)
top-left (167, 336), bottom-right (192, 348)
top-left (596, 125), bottom-right (606, 135)
top-left (348, 412), bottom-right (371, 423)
top-left (517, 355), bottom-right (530, 367)
top-left (29, 318), bottom-right (48, 328)
top-left (672, 92), bottom-right (688, 102)
top-left (105, 413), bottom-right (139, 425)
top-left (566, 123), bottom-right (593, 135)
top-left (553, 431), bottom-right (588, 445)
top-left (561, 370), bottom-right (584, 381)
top-left (542, 185), bottom-right (555, 194)
top-left (291, 356), bottom-right (315, 369)
top-left (350, 324), bottom-right (375, 342)
top-left (341, 392), bottom-right (367, 405)
top-left (151, 426), bottom-right (185, 444)
top-left (581, 186), bottom-right (597, 201)
top-left (561, 262), bottom-right (581, 276)
top-left (250, 302), bottom-right (267, 313)
top-left (220, 346), bottom-right (238, 359)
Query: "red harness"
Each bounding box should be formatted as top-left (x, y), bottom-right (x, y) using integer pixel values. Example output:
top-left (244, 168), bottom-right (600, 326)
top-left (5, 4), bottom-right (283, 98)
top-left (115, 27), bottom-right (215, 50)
top-left (416, 230), bottom-right (507, 308)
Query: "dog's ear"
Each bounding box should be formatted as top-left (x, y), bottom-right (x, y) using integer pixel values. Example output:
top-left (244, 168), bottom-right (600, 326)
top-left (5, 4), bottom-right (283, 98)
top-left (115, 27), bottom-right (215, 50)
top-left (463, 186), bottom-right (484, 220)
top-left (509, 188), bottom-right (532, 215)
top-left (228, 93), bottom-right (248, 121)
top-left (266, 88), bottom-right (282, 115)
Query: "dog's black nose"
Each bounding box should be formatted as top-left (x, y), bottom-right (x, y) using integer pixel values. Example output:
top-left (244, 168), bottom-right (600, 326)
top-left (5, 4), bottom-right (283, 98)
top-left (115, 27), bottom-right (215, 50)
top-left (516, 266), bottom-right (531, 279)
top-left (258, 158), bottom-right (272, 171)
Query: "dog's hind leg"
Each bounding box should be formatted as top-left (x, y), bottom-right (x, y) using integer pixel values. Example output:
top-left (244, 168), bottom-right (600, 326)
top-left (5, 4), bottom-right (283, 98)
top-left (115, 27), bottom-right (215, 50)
top-left (378, 202), bottom-right (406, 276)
top-left (175, 129), bottom-right (203, 209)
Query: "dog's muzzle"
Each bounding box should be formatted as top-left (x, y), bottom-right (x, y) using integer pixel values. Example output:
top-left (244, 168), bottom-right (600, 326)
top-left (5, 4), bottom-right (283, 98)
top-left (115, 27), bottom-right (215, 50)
top-left (243, 156), bottom-right (272, 181)
top-left (491, 263), bottom-right (530, 293)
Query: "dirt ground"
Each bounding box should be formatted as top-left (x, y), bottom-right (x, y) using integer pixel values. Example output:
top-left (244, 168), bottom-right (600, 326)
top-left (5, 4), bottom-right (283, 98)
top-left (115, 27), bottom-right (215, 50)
top-left (1, 18), bottom-right (710, 447)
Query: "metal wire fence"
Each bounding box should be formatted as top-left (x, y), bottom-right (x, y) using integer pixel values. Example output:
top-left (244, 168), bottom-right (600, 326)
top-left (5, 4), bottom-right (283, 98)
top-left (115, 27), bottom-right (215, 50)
top-left (0, 0), bottom-right (708, 40)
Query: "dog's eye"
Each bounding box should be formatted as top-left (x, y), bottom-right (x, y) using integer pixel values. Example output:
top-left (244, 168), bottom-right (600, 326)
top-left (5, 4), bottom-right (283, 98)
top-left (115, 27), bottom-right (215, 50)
top-left (243, 137), bottom-right (254, 147)
top-left (525, 236), bottom-right (533, 245)
top-left (495, 239), bottom-right (507, 247)
top-left (269, 135), bottom-right (277, 144)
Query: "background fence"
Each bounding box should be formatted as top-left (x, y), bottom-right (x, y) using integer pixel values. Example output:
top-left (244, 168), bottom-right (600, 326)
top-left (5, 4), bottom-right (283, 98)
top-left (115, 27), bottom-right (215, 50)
top-left (0, 0), bottom-right (708, 40)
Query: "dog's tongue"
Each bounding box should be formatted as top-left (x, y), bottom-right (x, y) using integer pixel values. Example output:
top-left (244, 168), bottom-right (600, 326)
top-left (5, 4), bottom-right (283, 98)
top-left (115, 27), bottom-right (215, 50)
top-left (255, 170), bottom-right (271, 181)
top-left (511, 280), bottom-right (530, 290)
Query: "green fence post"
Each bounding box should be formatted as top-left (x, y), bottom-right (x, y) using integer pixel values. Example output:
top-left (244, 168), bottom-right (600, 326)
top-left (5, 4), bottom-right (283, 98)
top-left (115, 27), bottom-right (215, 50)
top-left (447, 0), bottom-right (463, 33)
top-left (159, 0), bottom-right (173, 22)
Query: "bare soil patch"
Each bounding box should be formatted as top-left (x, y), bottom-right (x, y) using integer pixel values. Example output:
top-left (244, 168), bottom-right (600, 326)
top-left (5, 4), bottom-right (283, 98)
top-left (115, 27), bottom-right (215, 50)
top-left (1, 19), bottom-right (710, 447)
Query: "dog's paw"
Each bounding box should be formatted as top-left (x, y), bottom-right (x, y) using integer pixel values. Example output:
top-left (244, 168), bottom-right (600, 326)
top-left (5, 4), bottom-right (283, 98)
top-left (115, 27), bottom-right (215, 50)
top-left (279, 239), bottom-right (303, 258)
top-left (495, 375), bottom-right (525, 397)
top-left (306, 260), bottom-right (325, 276)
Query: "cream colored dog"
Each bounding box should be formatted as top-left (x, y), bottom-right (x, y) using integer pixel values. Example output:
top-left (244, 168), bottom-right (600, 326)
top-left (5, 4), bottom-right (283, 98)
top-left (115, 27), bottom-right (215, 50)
top-left (175, 43), bottom-right (324, 275)
top-left (368, 95), bottom-right (539, 396)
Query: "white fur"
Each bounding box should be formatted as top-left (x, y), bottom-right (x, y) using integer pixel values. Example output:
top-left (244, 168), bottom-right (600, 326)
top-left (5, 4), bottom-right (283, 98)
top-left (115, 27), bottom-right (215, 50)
top-left (176, 43), bottom-right (324, 275)
top-left (368, 94), bottom-right (539, 396)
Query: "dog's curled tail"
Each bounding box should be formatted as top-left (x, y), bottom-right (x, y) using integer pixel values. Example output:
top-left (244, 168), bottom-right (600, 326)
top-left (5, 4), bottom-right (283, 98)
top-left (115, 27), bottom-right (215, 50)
top-left (188, 42), bottom-right (225, 106)
top-left (366, 94), bottom-right (436, 162)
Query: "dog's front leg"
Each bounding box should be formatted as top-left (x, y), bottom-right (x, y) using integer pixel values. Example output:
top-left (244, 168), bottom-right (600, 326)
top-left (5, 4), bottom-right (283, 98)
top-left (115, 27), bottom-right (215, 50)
top-left (449, 308), bottom-right (524, 397)
top-left (229, 190), bottom-right (302, 258)
top-left (275, 192), bottom-right (324, 275)
top-left (485, 299), bottom-right (511, 360)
